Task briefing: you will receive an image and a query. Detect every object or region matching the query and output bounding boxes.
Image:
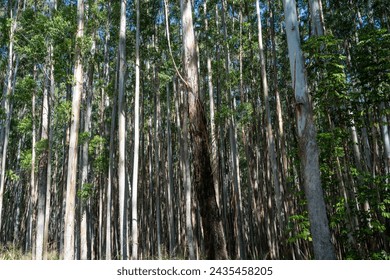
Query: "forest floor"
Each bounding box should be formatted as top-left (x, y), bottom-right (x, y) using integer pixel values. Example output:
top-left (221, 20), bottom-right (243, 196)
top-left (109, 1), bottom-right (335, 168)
top-left (0, 244), bottom-right (59, 260)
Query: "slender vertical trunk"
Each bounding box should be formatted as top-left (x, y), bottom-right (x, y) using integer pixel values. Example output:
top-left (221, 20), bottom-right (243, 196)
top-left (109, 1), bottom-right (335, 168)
top-left (43, 39), bottom-right (55, 259)
top-left (256, 0), bottom-right (283, 245)
top-left (153, 65), bottom-right (162, 259)
top-left (36, 54), bottom-right (50, 260)
top-left (27, 65), bottom-right (37, 256)
top-left (58, 80), bottom-right (72, 258)
top-left (0, 0), bottom-right (20, 238)
top-left (104, 1), bottom-right (113, 260)
top-left (203, 2), bottom-right (219, 208)
top-left (269, 0), bottom-right (288, 187)
top-left (64, 0), bottom-right (84, 260)
top-left (221, 0), bottom-right (245, 259)
top-left (379, 102), bottom-right (390, 177)
top-left (166, 83), bottom-right (175, 257)
top-left (174, 77), bottom-right (195, 260)
top-left (181, 0), bottom-right (227, 260)
top-left (80, 39), bottom-right (94, 260)
top-left (131, 0), bottom-right (140, 260)
top-left (118, 0), bottom-right (128, 260)
top-left (214, 5), bottom-right (229, 253)
top-left (43, 102), bottom-right (53, 259)
top-left (309, 0), bottom-right (325, 36)
top-left (180, 83), bottom-right (195, 260)
top-left (282, 0), bottom-right (336, 260)
top-left (13, 136), bottom-right (24, 247)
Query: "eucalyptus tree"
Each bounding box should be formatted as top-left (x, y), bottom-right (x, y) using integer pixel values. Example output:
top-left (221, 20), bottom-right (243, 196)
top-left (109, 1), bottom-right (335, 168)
top-left (180, 0), bottom-right (227, 260)
top-left (117, 0), bottom-right (128, 260)
top-left (64, 0), bottom-right (84, 260)
top-left (309, 0), bottom-right (325, 36)
top-left (36, 0), bottom-right (57, 260)
top-left (255, 0), bottom-right (283, 259)
top-left (220, 0), bottom-right (245, 260)
top-left (131, 0), bottom-right (140, 260)
top-left (0, 0), bottom-right (21, 240)
top-left (282, 0), bottom-right (336, 260)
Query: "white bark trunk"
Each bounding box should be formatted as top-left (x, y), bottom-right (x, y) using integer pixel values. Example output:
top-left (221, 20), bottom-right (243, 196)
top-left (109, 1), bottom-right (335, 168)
top-left (204, 2), bottom-right (219, 209)
top-left (104, 1), bottom-right (112, 260)
top-left (309, 0), bottom-right (325, 36)
top-left (131, 0), bottom-right (140, 260)
top-left (36, 57), bottom-right (50, 260)
top-left (181, 85), bottom-right (195, 260)
top-left (43, 39), bottom-right (55, 259)
top-left (221, 0), bottom-right (244, 259)
top-left (380, 102), bottom-right (390, 177)
top-left (64, 0), bottom-right (84, 260)
top-left (256, 0), bottom-right (283, 248)
top-left (166, 83), bottom-right (175, 257)
top-left (282, 0), bottom-right (335, 260)
top-left (118, 0), bottom-right (128, 260)
top-left (0, 1), bottom-right (19, 237)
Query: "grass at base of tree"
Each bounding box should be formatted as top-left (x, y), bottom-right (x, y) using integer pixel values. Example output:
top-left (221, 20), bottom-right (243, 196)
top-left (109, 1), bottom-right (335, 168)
top-left (0, 243), bottom-right (59, 260)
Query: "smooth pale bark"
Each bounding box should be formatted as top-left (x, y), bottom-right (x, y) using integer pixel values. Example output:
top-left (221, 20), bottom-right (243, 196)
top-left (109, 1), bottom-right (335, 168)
top-left (166, 83), bottom-right (175, 257)
top-left (147, 116), bottom-right (155, 258)
top-left (214, 5), bottom-right (229, 249)
top-left (269, 0), bottom-right (288, 186)
top-left (36, 57), bottom-right (50, 260)
top-left (13, 136), bottom-right (24, 247)
top-left (203, 2), bottom-right (219, 209)
top-left (27, 65), bottom-right (37, 256)
top-left (221, 0), bottom-right (245, 259)
top-left (0, 0), bottom-right (19, 237)
top-left (153, 65), bottom-right (162, 259)
top-left (174, 78), bottom-right (195, 260)
top-left (309, 0), bottom-right (325, 36)
top-left (118, 0), bottom-right (128, 260)
top-left (131, 0), bottom-right (140, 260)
top-left (181, 0), bottom-right (227, 260)
top-left (80, 41), bottom-right (94, 260)
top-left (181, 84), bottom-right (195, 260)
top-left (256, 0), bottom-right (283, 237)
top-left (379, 102), bottom-right (390, 177)
top-left (43, 38), bottom-right (55, 259)
top-left (37, 3), bottom-right (56, 254)
top-left (282, 0), bottom-right (336, 260)
top-left (58, 81), bottom-right (72, 258)
top-left (104, 1), bottom-right (113, 260)
top-left (64, 0), bottom-right (84, 260)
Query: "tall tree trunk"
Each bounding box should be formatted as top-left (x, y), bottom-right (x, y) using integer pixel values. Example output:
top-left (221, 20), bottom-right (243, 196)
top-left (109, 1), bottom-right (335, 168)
top-left (27, 65), bottom-right (36, 256)
top-left (131, 0), bottom-right (140, 260)
top-left (153, 64), bottom-right (162, 259)
top-left (0, 0), bottom-right (20, 238)
top-left (180, 0), bottom-right (227, 260)
top-left (282, 0), bottom-right (336, 260)
top-left (203, 1), bottom-right (219, 210)
top-left (180, 81), bottom-right (195, 260)
top-left (309, 0), bottom-right (325, 36)
top-left (80, 40), bottom-right (94, 260)
top-left (43, 37), bottom-right (55, 259)
top-left (118, 0), bottom-right (128, 260)
top-left (166, 83), bottom-right (175, 257)
top-left (256, 0), bottom-right (283, 253)
top-left (221, 0), bottom-right (245, 259)
top-left (64, 0), bottom-right (84, 260)
top-left (214, 5), bottom-right (229, 253)
top-left (379, 102), bottom-right (390, 177)
top-left (269, 0), bottom-right (288, 189)
top-left (104, 0), bottom-right (113, 260)
top-left (36, 53), bottom-right (50, 260)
